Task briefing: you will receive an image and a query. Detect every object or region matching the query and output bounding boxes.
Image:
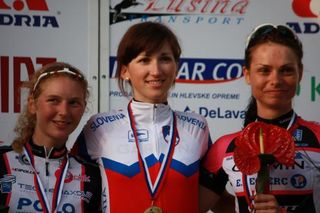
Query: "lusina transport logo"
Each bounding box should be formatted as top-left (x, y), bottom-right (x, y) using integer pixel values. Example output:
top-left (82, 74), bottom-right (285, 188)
top-left (292, 0), bottom-right (319, 18)
top-left (109, 0), bottom-right (249, 24)
top-left (0, 0), bottom-right (59, 27)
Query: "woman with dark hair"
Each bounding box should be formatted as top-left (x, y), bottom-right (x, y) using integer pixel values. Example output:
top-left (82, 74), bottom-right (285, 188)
top-left (0, 62), bottom-right (102, 212)
top-left (72, 22), bottom-right (212, 212)
top-left (200, 24), bottom-right (320, 213)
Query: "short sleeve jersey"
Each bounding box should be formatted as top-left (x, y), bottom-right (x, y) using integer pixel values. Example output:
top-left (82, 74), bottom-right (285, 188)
top-left (202, 115), bottom-right (320, 213)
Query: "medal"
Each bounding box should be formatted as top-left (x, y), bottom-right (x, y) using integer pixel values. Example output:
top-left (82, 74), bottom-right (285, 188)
top-left (144, 206), bottom-right (162, 213)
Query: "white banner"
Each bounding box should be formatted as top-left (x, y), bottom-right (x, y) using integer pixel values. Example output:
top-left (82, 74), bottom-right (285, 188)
top-left (107, 0), bottom-right (320, 141)
top-left (1, 0), bottom-right (319, 146)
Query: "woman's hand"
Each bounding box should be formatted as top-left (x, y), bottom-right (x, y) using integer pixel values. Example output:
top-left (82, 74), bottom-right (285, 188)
top-left (254, 194), bottom-right (284, 213)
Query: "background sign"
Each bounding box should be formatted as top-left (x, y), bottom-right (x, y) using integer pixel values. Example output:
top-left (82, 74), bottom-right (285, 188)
top-left (1, 0), bottom-right (319, 146)
top-left (0, 0), bottom-right (99, 147)
top-left (107, 0), bottom-right (320, 142)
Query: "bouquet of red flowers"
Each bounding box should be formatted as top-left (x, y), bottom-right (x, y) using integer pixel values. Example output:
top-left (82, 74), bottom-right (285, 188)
top-left (234, 121), bottom-right (295, 193)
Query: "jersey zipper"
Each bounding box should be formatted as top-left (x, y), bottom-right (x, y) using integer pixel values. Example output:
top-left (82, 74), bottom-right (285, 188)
top-left (44, 147), bottom-right (53, 176)
top-left (153, 104), bottom-right (160, 158)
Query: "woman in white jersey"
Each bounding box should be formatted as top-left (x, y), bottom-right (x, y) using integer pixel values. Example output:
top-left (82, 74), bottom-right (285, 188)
top-left (72, 21), bottom-right (212, 213)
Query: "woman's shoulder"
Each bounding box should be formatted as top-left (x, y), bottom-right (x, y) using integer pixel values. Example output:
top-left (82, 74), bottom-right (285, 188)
top-left (83, 109), bottom-right (128, 133)
top-left (174, 110), bottom-right (207, 122)
top-left (0, 145), bottom-right (13, 155)
top-left (88, 109), bottom-right (127, 120)
top-left (296, 116), bottom-right (320, 141)
top-left (86, 109), bottom-right (127, 125)
top-left (297, 116), bottom-right (320, 127)
top-left (214, 131), bottom-right (241, 145)
top-left (296, 116), bottom-right (320, 134)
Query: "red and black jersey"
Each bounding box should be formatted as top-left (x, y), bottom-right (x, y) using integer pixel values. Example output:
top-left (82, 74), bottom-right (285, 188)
top-left (201, 112), bottom-right (320, 213)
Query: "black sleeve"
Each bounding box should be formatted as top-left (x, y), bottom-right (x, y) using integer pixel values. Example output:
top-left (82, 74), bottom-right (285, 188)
top-left (72, 156), bottom-right (102, 212)
top-left (199, 166), bottom-right (228, 195)
top-left (0, 146), bottom-right (13, 210)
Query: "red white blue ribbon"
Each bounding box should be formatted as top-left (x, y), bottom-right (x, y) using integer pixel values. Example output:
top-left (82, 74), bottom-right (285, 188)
top-left (24, 143), bottom-right (69, 213)
top-left (127, 101), bottom-right (177, 200)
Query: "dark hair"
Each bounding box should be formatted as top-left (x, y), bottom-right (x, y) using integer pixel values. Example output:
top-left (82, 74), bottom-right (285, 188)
top-left (12, 62), bottom-right (89, 152)
top-left (116, 21), bottom-right (181, 95)
top-left (243, 24), bottom-right (303, 126)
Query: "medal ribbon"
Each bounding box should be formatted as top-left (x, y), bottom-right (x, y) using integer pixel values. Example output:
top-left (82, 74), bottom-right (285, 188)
top-left (243, 112), bottom-right (296, 211)
top-left (128, 101), bottom-right (177, 200)
top-left (24, 143), bottom-right (69, 213)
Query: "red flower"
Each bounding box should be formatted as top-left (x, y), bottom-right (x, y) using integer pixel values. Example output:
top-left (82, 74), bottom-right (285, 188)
top-left (234, 122), bottom-right (295, 175)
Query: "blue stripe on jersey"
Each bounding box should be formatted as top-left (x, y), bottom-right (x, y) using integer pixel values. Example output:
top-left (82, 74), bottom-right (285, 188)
top-left (171, 159), bottom-right (199, 177)
top-left (102, 155), bottom-right (199, 177)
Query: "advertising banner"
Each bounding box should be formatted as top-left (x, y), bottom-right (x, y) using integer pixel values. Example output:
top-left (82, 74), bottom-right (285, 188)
top-left (107, 0), bottom-right (320, 141)
top-left (0, 0), bottom-right (99, 146)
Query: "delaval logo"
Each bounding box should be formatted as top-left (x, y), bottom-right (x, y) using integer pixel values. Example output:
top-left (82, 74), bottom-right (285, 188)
top-left (0, 0), bottom-right (59, 27)
top-left (110, 57), bottom-right (244, 83)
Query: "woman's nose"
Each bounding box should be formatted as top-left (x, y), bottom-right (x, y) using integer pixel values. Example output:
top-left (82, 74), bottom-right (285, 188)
top-left (149, 60), bottom-right (161, 76)
top-left (58, 102), bottom-right (69, 115)
top-left (269, 70), bottom-right (283, 85)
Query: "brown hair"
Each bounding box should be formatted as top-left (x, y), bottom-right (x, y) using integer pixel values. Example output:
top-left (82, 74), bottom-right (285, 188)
top-left (243, 24), bottom-right (303, 127)
top-left (12, 62), bottom-right (89, 152)
top-left (116, 21), bottom-right (181, 96)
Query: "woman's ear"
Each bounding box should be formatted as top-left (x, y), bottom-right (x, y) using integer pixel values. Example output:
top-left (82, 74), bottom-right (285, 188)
top-left (120, 65), bottom-right (129, 80)
top-left (28, 96), bottom-right (37, 114)
top-left (243, 66), bottom-right (251, 85)
top-left (298, 65), bottom-right (303, 82)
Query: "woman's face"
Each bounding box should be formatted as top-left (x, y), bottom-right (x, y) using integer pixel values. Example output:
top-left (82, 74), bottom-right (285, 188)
top-left (244, 42), bottom-right (302, 117)
top-left (29, 76), bottom-right (86, 148)
top-left (121, 42), bottom-right (177, 103)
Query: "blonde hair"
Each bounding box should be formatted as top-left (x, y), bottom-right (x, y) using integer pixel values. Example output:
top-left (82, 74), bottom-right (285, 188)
top-left (12, 62), bottom-right (89, 152)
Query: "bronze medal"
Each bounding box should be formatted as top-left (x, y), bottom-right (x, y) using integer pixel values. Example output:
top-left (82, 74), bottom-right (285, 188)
top-left (144, 206), bottom-right (162, 213)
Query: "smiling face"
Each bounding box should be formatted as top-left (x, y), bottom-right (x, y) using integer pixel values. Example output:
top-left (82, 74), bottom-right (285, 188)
top-left (120, 42), bottom-right (177, 103)
top-left (244, 42), bottom-right (302, 118)
top-left (29, 76), bottom-right (86, 148)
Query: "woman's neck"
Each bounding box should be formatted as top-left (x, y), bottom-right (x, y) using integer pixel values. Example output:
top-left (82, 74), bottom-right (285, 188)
top-left (257, 110), bottom-right (295, 129)
top-left (257, 105), bottom-right (293, 120)
top-left (32, 133), bottom-right (66, 150)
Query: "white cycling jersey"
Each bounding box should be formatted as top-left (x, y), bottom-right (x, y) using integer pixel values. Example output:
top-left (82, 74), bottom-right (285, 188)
top-left (74, 100), bottom-right (212, 213)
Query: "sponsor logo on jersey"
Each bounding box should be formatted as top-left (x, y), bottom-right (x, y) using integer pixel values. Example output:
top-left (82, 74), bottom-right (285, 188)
top-left (0, 174), bottom-right (16, 193)
top-left (54, 170), bottom-right (91, 183)
top-left (128, 129), bottom-right (149, 142)
top-left (90, 113), bottom-right (126, 132)
top-left (17, 197), bottom-right (75, 211)
top-left (176, 114), bottom-right (206, 129)
top-left (17, 153), bottom-right (31, 165)
top-left (293, 129), bottom-right (303, 141)
top-left (290, 174), bottom-right (307, 188)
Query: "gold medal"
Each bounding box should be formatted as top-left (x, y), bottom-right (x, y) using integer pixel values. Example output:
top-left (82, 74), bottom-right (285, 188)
top-left (144, 206), bottom-right (162, 213)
